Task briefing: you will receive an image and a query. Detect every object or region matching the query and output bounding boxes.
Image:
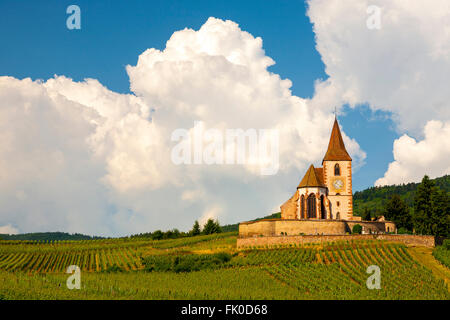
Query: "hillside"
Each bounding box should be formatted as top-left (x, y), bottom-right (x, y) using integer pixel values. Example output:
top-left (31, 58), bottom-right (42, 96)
top-left (0, 233), bottom-right (448, 299)
top-left (353, 175), bottom-right (449, 218)
top-left (221, 212), bottom-right (281, 232)
top-left (0, 232), bottom-right (103, 241)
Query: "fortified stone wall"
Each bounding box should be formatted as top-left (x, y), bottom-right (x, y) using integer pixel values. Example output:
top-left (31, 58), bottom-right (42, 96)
top-left (237, 234), bottom-right (436, 248)
top-left (239, 219), bottom-right (395, 237)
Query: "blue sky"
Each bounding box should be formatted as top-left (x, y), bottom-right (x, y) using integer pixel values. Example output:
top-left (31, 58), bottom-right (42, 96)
top-left (1, 0), bottom-right (448, 235)
top-left (0, 0), bottom-right (398, 192)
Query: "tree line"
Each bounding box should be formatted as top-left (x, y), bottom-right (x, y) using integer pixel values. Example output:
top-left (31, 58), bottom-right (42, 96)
top-left (0, 232), bottom-right (103, 241)
top-left (372, 175), bottom-right (449, 237)
top-left (354, 175), bottom-right (449, 217)
top-left (129, 218), bottom-right (222, 240)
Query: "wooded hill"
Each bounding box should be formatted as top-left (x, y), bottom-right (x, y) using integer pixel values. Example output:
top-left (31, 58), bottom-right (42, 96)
top-left (0, 232), bottom-right (103, 241)
top-left (353, 175), bottom-right (449, 219)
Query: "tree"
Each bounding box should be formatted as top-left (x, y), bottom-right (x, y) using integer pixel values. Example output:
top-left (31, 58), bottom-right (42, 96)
top-left (413, 176), bottom-right (434, 235)
top-left (362, 207), bottom-right (371, 221)
top-left (202, 219), bottom-right (215, 235)
top-left (384, 194), bottom-right (412, 230)
top-left (190, 220), bottom-right (201, 236)
top-left (214, 219), bottom-right (222, 234)
top-left (171, 228), bottom-right (180, 238)
top-left (430, 188), bottom-right (450, 237)
top-left (412, 175), bottom-right (449, 236)
top-left (202, 219), bottom-right (222, 235)
top-left (352, 224), bottom-right (362, 234)
top-left (151, 230), bottom-right (163, 240)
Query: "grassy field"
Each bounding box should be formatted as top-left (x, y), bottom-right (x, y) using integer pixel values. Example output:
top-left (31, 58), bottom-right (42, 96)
top-left (0, 233), bottom-right (449, 300)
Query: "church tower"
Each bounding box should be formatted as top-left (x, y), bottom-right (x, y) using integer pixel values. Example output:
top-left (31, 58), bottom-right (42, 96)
top-left (322, 118), bottom-right (353, 220)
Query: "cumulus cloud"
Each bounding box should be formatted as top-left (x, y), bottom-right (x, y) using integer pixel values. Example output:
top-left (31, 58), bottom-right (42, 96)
top-left (0, 224), bottom-right (19, 235)
top-left (0, 18), bottom-right (365, 236)
top-left (307, 0), bottom-right (450, 183)
top-left (375, 121), bottom-right (450, 186)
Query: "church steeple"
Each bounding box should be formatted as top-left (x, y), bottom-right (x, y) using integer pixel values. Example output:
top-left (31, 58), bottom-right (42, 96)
top-left (323, 117), bottom-right (352, 162)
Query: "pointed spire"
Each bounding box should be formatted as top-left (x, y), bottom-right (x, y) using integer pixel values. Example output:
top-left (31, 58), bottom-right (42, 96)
top-left (323, 117), bottom-right (352, 162)
top-left (298, 164), bottom-right (325, 188)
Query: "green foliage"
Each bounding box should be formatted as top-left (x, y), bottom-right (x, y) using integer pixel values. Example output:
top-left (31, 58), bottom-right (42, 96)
top-left (412, 176), bottom-right (449, 237)
top-left (353, 175), bottom-right (449, 218)
top-left (0, 241), bottom-right (449, 300)
top-left (190, 220), bottom-right (201, 236)
top-left (397, 227), bottom-right (411, 234)
top-left (151, 230), bottom-right (163, 240)
top-left (361, 207), bottom-right (372, 221)
top-left (384, 194), bottom-right (412, 230)
top-left (432, 245), bottom-right (450, 269)
top-left (444, 239), bottom-right (450, 250)
top-left (352, 224), bottom-right (362, 234)
top-left (202, 219), bottom-right (221, 235)
top-left (141, 255), bottom-right (173, 272)
top-left (142, 252), bottom-right (231, 273)
top-left (0, 232), bottom-right (102, 241)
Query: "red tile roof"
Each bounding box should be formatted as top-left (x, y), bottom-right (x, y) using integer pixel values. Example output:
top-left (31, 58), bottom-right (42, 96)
top-left (323, 118), bottom-right (352, 162)
top-left (298, 164), bottom-right (326, 188)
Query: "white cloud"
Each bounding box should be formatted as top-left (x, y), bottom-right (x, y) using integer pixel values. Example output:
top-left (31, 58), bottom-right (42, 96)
top-left (0, 224), bottom-right (19, 235)
top-left (307, 0), bottom-right (450, 183)
top-left (375, 121), bottom-right (450, 186)
top-left (199, 205), bottom-right (223, 227)
top-left (0, 17), bottom-right (365, 236)
top-left (0, 76), bottom-right (111, 236)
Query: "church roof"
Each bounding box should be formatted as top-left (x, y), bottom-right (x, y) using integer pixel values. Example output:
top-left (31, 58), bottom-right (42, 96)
top-left (314, 167), bottom-right (324, 185)
top-left (323, 118), bottom-right (352, 162)
top-left (298, 164), bottom-right (326, 188)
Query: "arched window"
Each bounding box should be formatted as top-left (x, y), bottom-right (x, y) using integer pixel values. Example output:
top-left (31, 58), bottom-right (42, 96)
top-left (320, 195), bottom-right (326, 219)
top-left (334, 163), bottom-right (340, 176)
top-left (300, 195), bottom-right (305, 219)
top-left (307, 194), bottom-right (316, 219)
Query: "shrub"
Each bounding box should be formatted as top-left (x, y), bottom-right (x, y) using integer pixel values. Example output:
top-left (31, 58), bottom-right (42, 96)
top-left (397, 227), bottom-right (410, 234)
top-left (142, 255), bottom-right (173, 272)
top-left (142, 252), bottom-right (232, 273)
top-left (443, 239), bottom-right (450, 250)
top-left (352, 224), bottom-right (362, 234)
top-left (433, 244), bottom-right (450, 268)
top-left (151, 230), bottom-right (163, 240)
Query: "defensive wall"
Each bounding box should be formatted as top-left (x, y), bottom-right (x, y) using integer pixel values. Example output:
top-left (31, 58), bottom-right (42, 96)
top-left (237, 234), bottom-right (436, 249)
top-left (239, 219), bottom-right (396, 237)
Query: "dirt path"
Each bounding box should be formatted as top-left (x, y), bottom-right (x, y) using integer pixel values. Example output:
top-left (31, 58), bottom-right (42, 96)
top-left (407, 246), bottom-right (450, 291)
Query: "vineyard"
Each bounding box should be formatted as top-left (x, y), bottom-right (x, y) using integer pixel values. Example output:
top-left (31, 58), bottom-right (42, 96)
top-left (0, 233), bottom-right (449, 300)
top-left (0, 233), bottom-right (235, 273)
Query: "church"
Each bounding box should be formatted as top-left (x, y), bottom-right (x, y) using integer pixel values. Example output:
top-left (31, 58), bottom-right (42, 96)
top-left (280, 117), bottom-right (354, 221)
top-left (239, 118), bottom-right (396, 237)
